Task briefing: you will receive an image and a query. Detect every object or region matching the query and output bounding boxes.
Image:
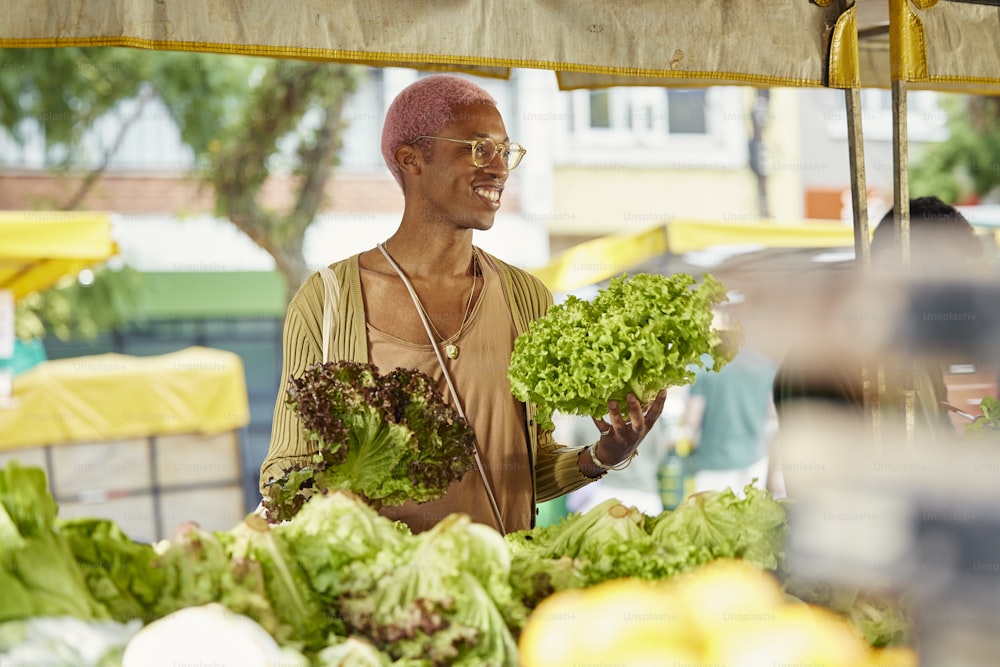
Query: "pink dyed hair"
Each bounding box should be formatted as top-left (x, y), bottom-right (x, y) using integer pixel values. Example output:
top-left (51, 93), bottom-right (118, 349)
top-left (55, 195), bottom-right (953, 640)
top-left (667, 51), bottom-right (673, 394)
top-left (381, 75), bottom-right (497, 188)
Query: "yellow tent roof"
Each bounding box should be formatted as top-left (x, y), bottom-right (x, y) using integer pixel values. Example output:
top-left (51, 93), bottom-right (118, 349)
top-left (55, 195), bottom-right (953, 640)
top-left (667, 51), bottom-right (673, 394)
top-left (531, 217), bottom-right (1000, 293)
top-left (530, 219), bottom-right (858, 293)
top-left (0, 346), bottom-right (250, 451)
top-left (0, 212), bottom-right (119, 301)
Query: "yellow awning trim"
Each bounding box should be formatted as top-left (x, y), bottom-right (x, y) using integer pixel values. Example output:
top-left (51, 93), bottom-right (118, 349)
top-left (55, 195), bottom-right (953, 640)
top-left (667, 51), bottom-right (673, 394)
top-left (1, 35), bottom-right (830, 89)
top-left (1, 0), bottom-right (842, 91)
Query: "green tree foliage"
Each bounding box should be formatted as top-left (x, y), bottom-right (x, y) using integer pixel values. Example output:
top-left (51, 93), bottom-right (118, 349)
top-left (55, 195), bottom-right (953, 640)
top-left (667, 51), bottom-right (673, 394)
top-left (911, 94), bottom-right (1000, 203)
top-left (0, 47), bottom-right (362, 328)
top-left (13, 264), bottom-right (144, 341)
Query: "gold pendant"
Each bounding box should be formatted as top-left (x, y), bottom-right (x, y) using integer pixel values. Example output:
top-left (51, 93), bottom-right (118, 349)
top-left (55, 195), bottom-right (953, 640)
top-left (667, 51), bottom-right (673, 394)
top-left (445, 343), bottom-right (459, 359)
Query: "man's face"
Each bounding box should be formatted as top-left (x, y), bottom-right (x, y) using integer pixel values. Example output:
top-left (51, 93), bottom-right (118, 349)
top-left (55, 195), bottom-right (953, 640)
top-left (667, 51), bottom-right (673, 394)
top-left (412, 102), bottom-right (510, 232)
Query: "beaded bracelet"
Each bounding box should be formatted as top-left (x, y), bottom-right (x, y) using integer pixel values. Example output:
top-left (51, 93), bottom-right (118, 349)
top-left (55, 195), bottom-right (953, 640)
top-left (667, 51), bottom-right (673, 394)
top-left (588, 440), bottom-right (637, 472)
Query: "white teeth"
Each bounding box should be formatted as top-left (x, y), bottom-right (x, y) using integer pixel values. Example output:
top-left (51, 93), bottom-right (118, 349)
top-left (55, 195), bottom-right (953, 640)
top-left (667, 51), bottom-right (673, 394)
top-left (475, 187), bottom-right (500, 202)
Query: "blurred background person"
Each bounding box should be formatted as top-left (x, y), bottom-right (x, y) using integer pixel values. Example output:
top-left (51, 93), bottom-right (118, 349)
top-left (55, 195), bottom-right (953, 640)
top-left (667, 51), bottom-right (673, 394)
top-left (681, 308), bottom-right (778, 497)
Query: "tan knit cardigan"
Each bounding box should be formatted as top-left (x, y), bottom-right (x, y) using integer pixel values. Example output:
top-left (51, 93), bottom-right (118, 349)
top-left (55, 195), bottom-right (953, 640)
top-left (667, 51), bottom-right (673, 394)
top-left (258, 251), bottom-right (596, 520)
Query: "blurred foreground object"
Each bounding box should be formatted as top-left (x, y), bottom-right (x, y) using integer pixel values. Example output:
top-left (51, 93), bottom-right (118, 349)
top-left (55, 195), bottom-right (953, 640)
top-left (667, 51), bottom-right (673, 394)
top-left (518, 559), bottom-right (916, 667)
top-left (766, 271), bottom-right (1000, 667)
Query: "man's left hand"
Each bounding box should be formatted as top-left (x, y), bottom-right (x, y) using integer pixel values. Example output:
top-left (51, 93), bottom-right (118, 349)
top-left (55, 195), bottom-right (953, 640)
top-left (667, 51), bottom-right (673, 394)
top-left (588, 389), bottom-right (668, 469)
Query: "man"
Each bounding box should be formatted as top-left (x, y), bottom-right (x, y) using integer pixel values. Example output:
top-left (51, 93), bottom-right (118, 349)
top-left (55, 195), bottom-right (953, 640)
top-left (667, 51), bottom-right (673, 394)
top-left (260, 75), bottom-right (665, 534)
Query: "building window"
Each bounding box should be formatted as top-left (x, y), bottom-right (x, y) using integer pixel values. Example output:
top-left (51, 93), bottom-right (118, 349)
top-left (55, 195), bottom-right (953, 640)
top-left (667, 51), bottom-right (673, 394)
top-left (824, 89), bottom-right (948, 143)
top-left (560, 86), bottom-right (746, 169)
top-left (589, 91), bottom-right (612, 129)
top-left (667, 90), bottom-right (708, 134)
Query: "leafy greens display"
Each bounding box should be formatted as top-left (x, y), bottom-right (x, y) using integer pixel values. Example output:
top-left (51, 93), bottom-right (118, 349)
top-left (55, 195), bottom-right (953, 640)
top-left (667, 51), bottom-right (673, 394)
top-left (508, 272), bottom-right (733, 428)
top-left (263, 361), bottom-right (477, 522)
top-left (0, 462), bottom-right (914, 664)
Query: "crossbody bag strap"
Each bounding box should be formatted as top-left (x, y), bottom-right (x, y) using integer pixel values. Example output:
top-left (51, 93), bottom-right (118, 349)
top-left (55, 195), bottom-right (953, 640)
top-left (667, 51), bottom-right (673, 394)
top-left (318, 267), bottom-right (341, 364)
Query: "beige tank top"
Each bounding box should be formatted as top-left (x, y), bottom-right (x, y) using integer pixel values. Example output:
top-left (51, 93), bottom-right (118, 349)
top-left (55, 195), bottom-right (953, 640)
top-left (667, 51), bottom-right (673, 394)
top-left (365, 253), bottom-right (532, 534)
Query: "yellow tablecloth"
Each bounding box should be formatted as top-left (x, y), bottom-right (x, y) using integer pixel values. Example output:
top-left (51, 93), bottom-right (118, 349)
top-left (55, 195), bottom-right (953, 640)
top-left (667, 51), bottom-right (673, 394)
top-left (0, 346), bottom-right (250, 450)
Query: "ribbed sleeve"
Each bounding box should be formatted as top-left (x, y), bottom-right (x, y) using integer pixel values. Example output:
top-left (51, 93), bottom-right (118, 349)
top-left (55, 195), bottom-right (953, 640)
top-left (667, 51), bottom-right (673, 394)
top-left (258, 273), bottom-right (326, 495)
top-left (534, 430), bottom-right (595, 502)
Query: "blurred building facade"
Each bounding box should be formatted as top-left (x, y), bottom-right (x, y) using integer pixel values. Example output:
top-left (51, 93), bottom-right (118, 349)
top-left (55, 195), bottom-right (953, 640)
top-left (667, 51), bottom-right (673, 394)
top-left (796, 87), bottom-right (949, 223)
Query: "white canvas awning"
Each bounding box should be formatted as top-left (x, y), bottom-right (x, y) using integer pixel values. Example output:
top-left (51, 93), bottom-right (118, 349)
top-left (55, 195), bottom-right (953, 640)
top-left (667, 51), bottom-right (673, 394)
top-left (0, 0), bottom-right (848, 89)
top-left (5, 1), bottom-right (998, 92)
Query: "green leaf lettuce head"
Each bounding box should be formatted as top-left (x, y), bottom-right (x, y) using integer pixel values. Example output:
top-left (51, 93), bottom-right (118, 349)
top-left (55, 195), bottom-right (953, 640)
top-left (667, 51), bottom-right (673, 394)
top-left (315, 636), bottom-right (395, 667)
top-left (152, 521), bottom-right (281, 633)
top-left (650, 484), bottom-right (788, 572)
top-left (337, 514), bottom-right (519, 666)
top-left (57, 517), bottom-right (166, 623)
top-left (224, 513), bottom-right (329, 650)
top-left (0, 616), bottom-right (141, 667)
top-left (503, 487), bottom-right (786, 612)
top-left (264, 362), bottom-right (477, 522)
top-left (508, 272), bottom-right (733, 429)
top-left (782, 576), bottom-right (913, 649)
top-left (0, 463), bottom-right (110, 622)
top-left (506, 499), bottom-right (689, 593)
top-left (275, 491), bottom-right (411, 603)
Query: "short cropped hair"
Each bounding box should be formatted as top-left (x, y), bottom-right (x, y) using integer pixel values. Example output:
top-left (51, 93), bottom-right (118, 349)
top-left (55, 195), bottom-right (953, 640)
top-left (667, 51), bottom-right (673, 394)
top-left (871, 195), bottom-right (983, 265)
top-left (381, 75), bottom-right (497, 189)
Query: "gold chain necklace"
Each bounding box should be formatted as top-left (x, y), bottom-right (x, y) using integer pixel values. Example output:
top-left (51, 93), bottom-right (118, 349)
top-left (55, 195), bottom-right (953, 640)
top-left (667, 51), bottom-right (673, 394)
top-left (379, 243), bottom-right (480, 360)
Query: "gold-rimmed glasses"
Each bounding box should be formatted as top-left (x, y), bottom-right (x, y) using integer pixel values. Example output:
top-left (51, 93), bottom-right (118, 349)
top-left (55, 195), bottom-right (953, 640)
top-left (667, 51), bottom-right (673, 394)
top-left (412, 135), bottom-right (527, 170)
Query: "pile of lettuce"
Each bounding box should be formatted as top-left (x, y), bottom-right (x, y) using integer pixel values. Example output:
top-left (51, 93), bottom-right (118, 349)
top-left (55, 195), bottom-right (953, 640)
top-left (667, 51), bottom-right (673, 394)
top-left (505, 484), bottom-right (789, 605)
top-left (264, 361), bottom-right (477, 522)
top-left (508, 272), bottom-right (733, 428)
top-left (0, 463), bottom-right (120, 623)
top-left (1, 461), bottom-right (912, 664)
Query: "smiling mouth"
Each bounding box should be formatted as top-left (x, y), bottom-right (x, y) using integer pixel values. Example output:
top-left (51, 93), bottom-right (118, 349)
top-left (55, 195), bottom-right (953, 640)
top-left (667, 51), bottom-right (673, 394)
top-left (474, 186), bottom-right (501, 203)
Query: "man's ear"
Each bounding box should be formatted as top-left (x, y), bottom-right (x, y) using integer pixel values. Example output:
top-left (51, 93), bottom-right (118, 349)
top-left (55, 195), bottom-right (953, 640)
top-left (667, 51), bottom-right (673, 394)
top-left (395, 144), bottom-right (422, 177)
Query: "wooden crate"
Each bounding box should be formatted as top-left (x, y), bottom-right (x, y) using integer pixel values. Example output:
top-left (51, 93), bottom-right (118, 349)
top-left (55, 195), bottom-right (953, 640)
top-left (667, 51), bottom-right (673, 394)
top-left (0, 430), bottom-right (245, 543)
top-left (0, 447), bottom-right (47, 470)
top-left (49, 438), bottom-right (151, 496)
top-left (159, 483), bottom-right (246, 537)
top-left (155, 431), bottom-right (240, 487)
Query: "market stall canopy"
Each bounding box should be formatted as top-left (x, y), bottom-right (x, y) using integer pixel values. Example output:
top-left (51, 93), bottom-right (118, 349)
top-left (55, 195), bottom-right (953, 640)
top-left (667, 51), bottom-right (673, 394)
top-left (859, 0), bottom-right (1000, 93)
top-left (6, 1), bottom-right (999, 93)
top-left (0, 346), bottom-right (250, 451)
top-left (0, 212), bottom-right (119, 302)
